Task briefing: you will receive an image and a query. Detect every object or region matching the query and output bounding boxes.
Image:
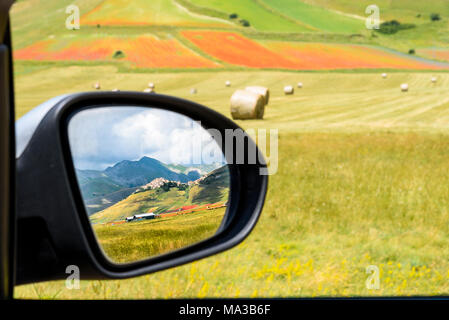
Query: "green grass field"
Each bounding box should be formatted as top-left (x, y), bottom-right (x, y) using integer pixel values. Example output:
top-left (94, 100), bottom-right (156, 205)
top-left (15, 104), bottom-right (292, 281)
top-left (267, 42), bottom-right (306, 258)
top-left (13, 67), bottom-right (449, 132)
top-left (89, 177), bottom-right (228, 220)
top-left (94, 208), bottom-right (226, 264)
top-left (12, 66), bottom-right (449, 298)
top-left (10, 0), bottom-right (449, 299)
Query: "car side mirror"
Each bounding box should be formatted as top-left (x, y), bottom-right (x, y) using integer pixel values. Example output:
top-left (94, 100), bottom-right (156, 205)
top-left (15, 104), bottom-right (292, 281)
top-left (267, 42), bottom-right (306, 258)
top-left (15, 92), bottom-right (267, 284)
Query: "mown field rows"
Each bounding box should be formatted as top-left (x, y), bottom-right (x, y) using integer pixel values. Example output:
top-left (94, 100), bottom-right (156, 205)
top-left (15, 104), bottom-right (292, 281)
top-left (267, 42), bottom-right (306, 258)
top-left (13, 67), bottom-right (449, 132)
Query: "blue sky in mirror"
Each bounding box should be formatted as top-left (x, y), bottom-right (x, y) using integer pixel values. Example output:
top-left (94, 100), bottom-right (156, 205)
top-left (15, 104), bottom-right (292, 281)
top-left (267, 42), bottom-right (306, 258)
top-left (68, 107), bottom-right (225, 170)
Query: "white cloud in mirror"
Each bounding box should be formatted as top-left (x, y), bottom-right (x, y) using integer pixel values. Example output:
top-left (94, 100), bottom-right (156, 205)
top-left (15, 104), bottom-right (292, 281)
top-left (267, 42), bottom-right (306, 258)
top-left (68, 106), bottom-right (224, 170)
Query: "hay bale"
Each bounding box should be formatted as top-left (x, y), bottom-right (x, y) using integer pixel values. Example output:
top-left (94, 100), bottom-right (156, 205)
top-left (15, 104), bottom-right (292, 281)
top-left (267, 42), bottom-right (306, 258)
top-left (93, 82), bottom-right (101, 90)
top-left (144, 88), bottom-right (155, 93)
top-left (225, 80), bottom-right (231, 87)
top-left (431, 77), bottom-right (437, 83)
top-left (400, 83), bottom-right (409, 92)
top-left (191, 88), bottom-right (197, 94)
top-left (245, 86), bottom-right (269, 105)
top-left (230, 90), bottom-right (265, 120)
top-left (284, 85), bottom-right (294, 95)
top-left (297, 82), bottom-right (303, 88)
top-left (382, 73), bottom-right (388, 79)
top-left (112, 88), bottom-right (120, 92)
top-left (148, 82), bottom-right (155, 89)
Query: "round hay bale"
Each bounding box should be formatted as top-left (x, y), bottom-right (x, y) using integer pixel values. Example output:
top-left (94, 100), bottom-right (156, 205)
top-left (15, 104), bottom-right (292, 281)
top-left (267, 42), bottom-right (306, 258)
top-left (144, 88), bottom-right (155, 93)
top-left (148, 82), bottom-right (155, 89)
top-left (93, 82), bottom-right (101, 90)
top-left (225, 80), bottom-right (231, 87)
top-left (245, 86), bottom-right (269, 105)
top-left (431, 77), bottom-right (437, 83)
top-left (400, 83), bottom-right (409, 92)
top-left (382, 73), bottom-right (388, 79)
top-left (191, 88), bottom-right (197, 94)
top-left (284, 85), bottom-right (294, 95)
top-left (297, 82), bottom-right (303, 88)
top-left (230, 90), bottom-right (265, 120)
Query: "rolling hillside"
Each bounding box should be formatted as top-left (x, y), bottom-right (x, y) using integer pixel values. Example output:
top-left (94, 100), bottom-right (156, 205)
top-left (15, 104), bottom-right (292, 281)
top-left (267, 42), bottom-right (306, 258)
top-left (75, 169), bottom-right (124, 200)
top-left (94, 207), bottom-right (227, 263)
top-left (83, 187), bottom-right (139, 216)
top-left (189, 0), bottom-right (311, 32)
top-left (14, 29), bottom-right (447, 70)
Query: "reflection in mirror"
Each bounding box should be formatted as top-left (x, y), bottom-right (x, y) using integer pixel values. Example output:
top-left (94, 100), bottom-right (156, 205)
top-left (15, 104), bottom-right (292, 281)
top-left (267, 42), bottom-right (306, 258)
top-left (68, 107), bottom-right (230, 264)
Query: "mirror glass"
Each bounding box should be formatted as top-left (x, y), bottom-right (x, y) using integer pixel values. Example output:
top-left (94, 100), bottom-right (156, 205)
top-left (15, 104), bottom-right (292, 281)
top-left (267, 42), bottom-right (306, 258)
top-left (67, 106), bottom-right (230, 264)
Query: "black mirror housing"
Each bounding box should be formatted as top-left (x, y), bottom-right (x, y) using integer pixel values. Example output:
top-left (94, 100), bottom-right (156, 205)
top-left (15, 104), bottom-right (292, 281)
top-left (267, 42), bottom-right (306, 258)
top-left (15, 92), bottom-right (267, 284)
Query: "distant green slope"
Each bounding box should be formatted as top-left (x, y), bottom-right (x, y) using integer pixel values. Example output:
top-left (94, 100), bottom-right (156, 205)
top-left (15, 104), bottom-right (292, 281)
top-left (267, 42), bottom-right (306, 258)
top-left (94, 207), bottom-right (226, 263)
top-left (84, 187), bottom-right (138, 216)
top-left (300, 0), bottom-right (449, 52)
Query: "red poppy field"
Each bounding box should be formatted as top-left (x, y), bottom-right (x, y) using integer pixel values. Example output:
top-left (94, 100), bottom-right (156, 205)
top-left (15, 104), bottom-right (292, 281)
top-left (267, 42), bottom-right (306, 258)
top-left (182, 30), bottom-right (446, 70)
top-left (181, 30), bottom-right (298, 69)
top-left (14, 36), bottom-right (219, 69)
top-left (266, 42), bottom-right (444, 70)
top-left (14, 30), bottom-right (446, 71)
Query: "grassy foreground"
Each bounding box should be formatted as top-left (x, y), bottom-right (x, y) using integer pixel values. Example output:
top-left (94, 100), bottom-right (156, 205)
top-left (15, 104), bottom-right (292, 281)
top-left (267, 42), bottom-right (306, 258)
top-left (13, 67), bottom-right (449, 298)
